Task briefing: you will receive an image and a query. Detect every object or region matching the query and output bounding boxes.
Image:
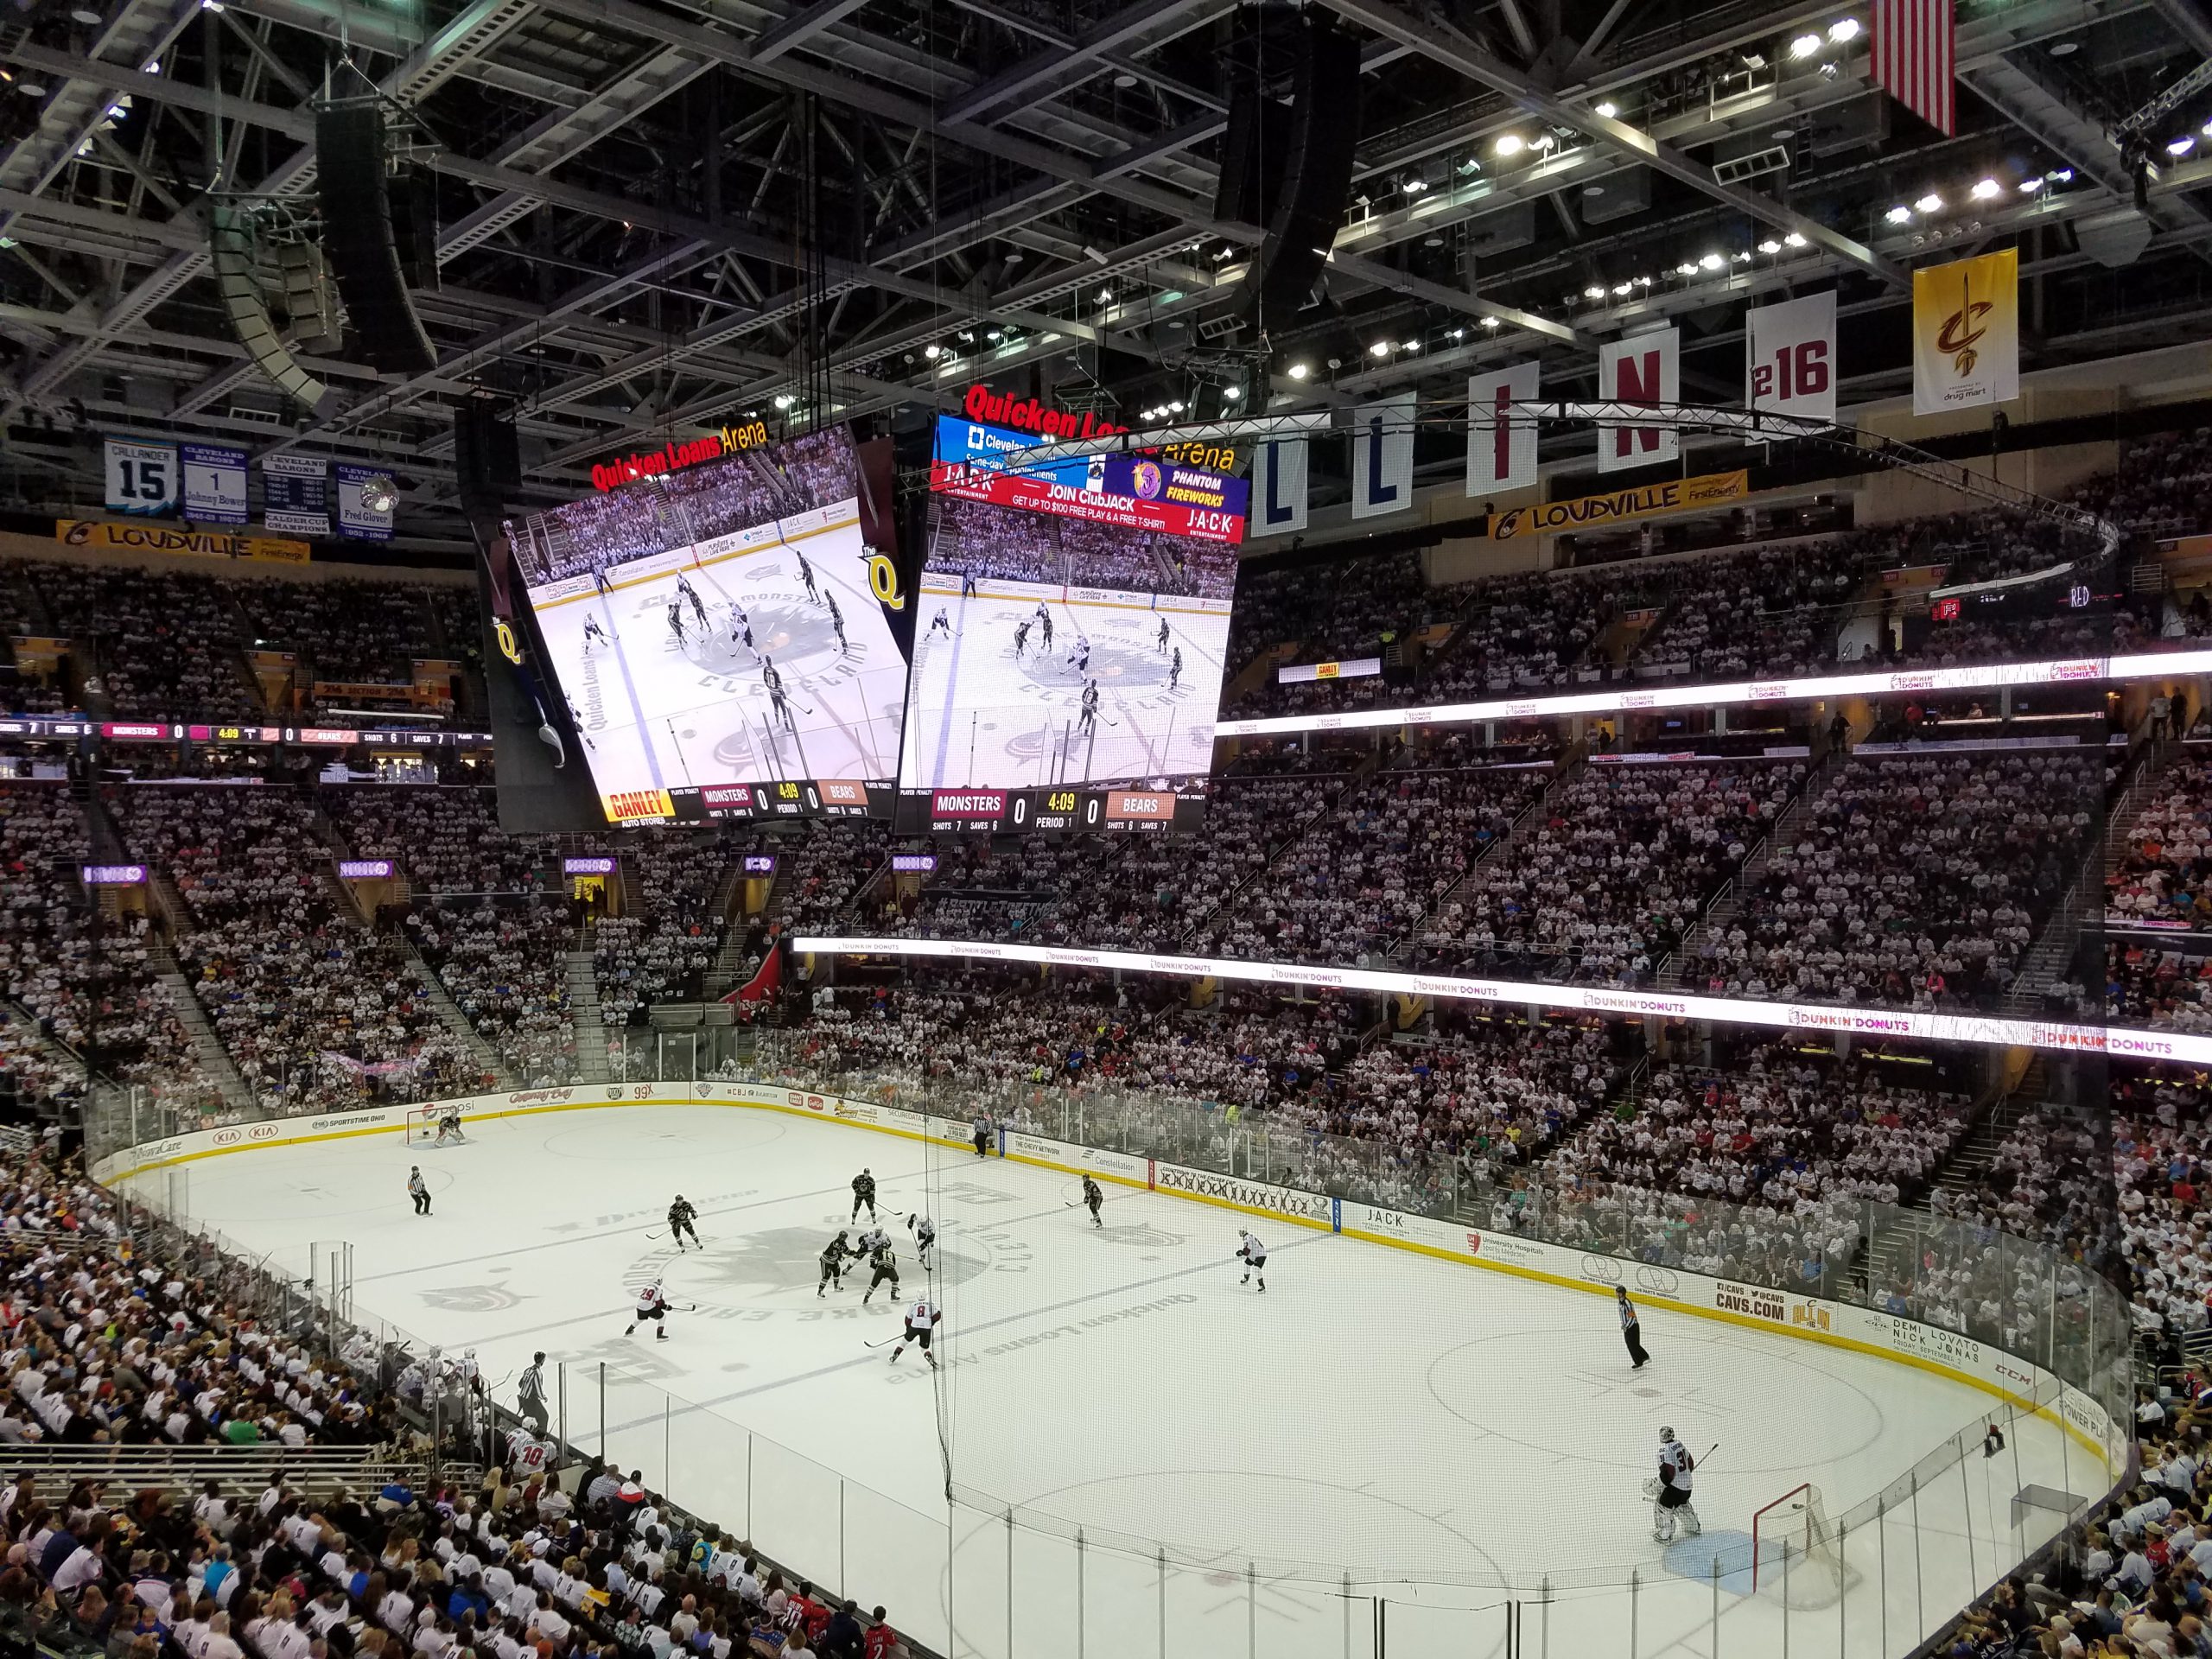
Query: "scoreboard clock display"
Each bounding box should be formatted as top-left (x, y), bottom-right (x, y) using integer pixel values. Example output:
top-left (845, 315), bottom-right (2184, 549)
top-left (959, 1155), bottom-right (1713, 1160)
top-left (899, 785), bottom-right (1205, 836)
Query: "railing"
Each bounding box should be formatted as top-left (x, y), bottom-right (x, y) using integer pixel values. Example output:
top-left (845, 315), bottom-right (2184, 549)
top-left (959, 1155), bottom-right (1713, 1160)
top-left (84, 1057), bottom-right (2134, 1659)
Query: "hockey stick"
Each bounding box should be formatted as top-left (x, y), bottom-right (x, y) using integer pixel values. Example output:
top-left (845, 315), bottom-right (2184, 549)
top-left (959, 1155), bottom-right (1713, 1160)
top-left (861, 1334), bottom-right (903, 1349)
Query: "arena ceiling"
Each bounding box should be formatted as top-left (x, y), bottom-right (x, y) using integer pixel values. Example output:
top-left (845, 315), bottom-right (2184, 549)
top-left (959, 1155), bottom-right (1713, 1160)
top-left (0, 0), bottom-right (2204, 537)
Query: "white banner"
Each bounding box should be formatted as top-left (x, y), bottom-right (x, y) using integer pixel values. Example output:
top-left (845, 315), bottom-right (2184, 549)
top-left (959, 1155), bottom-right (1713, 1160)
top-left (1466, 360), bottom-right (1541, 496)
top-left (1745, 292), bottom-right (1837, 425)
top-left (335, 465), bottom-right (394, 541)
top-left (1252, 437), bottom-right (1308, 538)
top-left (1351, 393), bottom-right (1416, 519)
top-left (104, 438), bottom-right (176, 515)
top-left (1597, 328), bottom-right (1679, 473)
top-left (180, 442), bottom-right (248, 525)
top-left (260, 452), bottom-right (331, 537)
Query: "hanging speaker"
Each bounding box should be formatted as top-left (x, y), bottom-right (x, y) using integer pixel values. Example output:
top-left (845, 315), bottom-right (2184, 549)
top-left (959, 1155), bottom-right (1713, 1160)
top-left (393, 164), bottom-right (442, 292)
top-left (211, 207), bottom-right (328, 411)
top-left (1213, 81), bottom-right (1294, 227)
top-left (1239, 15), bottom-right (1359, 330)
top-left (454, 400), bottom-right (521, 518)
top-left (315, 103), bottom-right (437, 373)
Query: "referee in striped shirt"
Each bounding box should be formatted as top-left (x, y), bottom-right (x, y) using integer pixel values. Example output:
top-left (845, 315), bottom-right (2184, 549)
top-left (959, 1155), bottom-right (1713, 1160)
top-left (1618, 1287), bottom-right (1649, 1369)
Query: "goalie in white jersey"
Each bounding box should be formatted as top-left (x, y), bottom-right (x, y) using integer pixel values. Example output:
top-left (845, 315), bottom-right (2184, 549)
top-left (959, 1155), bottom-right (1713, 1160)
top-left (889, 1299), bottom-right (941, 1369)
top-left (1647, 1427), bottom-right (1701, 1541)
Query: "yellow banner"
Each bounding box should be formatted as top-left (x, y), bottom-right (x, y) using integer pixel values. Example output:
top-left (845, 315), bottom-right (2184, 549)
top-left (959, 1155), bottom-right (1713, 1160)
top-left (57, 519), bottom-right (311, 564)
top-left (603, 787), bottom-right (675, 823)
top-left (1489, 470), bottom-right (1748, 541)
top-left (1912, 248), bottom-right (2018, 416)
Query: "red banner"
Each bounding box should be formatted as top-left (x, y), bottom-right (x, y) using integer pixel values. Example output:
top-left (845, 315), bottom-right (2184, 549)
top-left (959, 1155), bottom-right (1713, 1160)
top-left (728, 938), bottom-right (784, 1004)
top-left (928, 460), bottom-right (1246, 543)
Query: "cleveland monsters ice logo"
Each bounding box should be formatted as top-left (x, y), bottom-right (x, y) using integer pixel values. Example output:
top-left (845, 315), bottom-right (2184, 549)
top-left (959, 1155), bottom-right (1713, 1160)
top-left (420, 1285), bottom-right (528, 1313)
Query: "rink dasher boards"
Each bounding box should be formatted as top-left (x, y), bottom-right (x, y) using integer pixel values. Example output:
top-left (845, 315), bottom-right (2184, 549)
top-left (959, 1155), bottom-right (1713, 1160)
top-left (93, 1080), bottom-right (2121, 1471)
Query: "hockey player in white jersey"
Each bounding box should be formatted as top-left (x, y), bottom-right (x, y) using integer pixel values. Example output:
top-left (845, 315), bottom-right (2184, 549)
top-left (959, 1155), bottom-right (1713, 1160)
top-left (625, 1281), bottom-right (672, 1340)
top-left (1236, 1230), bottom-right (1267, 1292)
top-left (855, 1224), bottom-right (890, 1260)
top-left (906, 1213), bottom-right (936, 1270)
top-left (889, 1298), bottom-right (940, 1369)
top-left (1647, 1428), bottom-right (1701, 1541)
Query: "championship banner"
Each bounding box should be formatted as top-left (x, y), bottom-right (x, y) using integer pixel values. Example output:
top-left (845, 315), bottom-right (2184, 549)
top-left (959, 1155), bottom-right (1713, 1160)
top-left (1913, 248), bottom-right (2018, 415)
top-left (56, 519), bottom-right (310, 564)
top-left (261, 453), bottom-right (331, 537)
top-left (103, 438), bottom-right (175, 515)
top-left (1252, 437), bottom-right (1309, 538)
top-left (1466, 361), bottom-right (1541, 497)
top-left (1351, 393), bottom-right (1415, 519)
top-left (1490, 470), bottom-right (1747, 541)
top-left (1597, 327), bottom-right (1679, 473)
top-left (1745, 292), bottom-right (1837, 425)
top-left (180, 442), bottom-right (249, 525)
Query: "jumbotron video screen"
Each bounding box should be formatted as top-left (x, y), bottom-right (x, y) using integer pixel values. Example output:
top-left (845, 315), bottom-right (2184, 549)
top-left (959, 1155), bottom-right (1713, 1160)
top-left (897, 418), bottom-right (1242, 803)
top-left (503, 427), bottom-right (910, 824)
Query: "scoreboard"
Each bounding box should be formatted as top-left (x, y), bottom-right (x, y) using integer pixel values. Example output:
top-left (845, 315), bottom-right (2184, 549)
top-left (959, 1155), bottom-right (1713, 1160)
top-left (662, 779), bottom-right (894, 823)
top-left (895, 785), bottom-right (1205, 836)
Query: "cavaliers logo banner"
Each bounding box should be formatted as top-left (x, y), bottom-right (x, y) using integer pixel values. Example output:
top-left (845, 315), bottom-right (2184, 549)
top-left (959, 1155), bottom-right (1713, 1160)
top-left (1913, 248), bottom-right (2018, 416)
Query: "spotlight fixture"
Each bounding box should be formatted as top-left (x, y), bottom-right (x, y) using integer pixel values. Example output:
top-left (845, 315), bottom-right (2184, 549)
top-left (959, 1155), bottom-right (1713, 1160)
top-left (1370, 340), bottom-right (1391, 358)
top-left (1168, 400), bottom-right (1185, 413)
top-left (1584, 284), bottom-right (1606, 300)
top-left (1287, 362), bottom-right (1310, 380)
top-left (358, 474), bottom-right (399, 515)
top-left (1612, 283), bottom-right (1632, 296)
top-left (1223, 385), bottom-right (1242, 402)
top-left (1593, 100), bottom-right (1618, 118)
top-left (2171, 136), bottom-right (2196, 157)
top-left (68, 5), bottom-right (102, 23)
top-left (1494, 133), bottom-right (1525, 156)
top-left (2020, 176), bottom-right (2044, 192)
top-left (1971, 176), bottom-right (2001, 198)
top-left (1402, 177), bottom-right (1427, 194)
top-left (1758, 238), bottom-right (1782, 253)
top-left (1400, 340), bottom-right (1420, 353)
top-left (773, 394), bottom-right (795, 410)
top-left (1885, 205), bottom-right (1912, 224)
top-left (1675, 262), bottom-right (1699, 276)
top-left (2050, 168), bottom-right (2073, 182)
top-left (1827, 16), bottom-right (1860, 41)
top-left (1480, 316), bottom-right (1500, 328)
top-left (923, 344), bottom-right (941, 359)
top-left (1913, 192), bottom-right (1942, 213)
top-left (1700, 251), bottom-right (1724, 270)
top-left (1784, 231), bottom-right (1808, 246)
top-left (1789, 31), bottom-right (1823, 59)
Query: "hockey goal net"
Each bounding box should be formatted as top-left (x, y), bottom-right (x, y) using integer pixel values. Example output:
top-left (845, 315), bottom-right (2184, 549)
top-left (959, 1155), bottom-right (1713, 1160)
top-left (403, 1106), bottom-right (451, 1145)
top-left (1751, 1484), bottom-right (1847, 1606)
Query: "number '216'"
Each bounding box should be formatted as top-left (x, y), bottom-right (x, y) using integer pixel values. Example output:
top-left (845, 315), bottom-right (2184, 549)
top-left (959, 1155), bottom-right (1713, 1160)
top-left (1751, 340), bottom-right (1829, 403)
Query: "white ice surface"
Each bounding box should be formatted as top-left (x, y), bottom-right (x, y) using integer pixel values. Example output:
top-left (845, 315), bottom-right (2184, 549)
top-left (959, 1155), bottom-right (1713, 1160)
top-left (897, 578), bottom-right (1227, 789)
top-left (157, 1104), bottom-right (2102, 1659)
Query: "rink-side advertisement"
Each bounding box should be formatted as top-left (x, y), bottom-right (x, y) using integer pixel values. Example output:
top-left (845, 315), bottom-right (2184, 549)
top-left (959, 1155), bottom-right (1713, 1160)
top-left (898, 416), bottom-right (1243, 805)
top-left (505, 426), bottom-right (911, 824)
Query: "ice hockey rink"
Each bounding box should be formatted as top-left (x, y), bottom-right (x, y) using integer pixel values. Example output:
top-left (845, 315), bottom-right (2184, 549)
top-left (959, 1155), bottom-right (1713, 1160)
top-left (525, 509), bottom-right (909, 800)
top-left (149, 1103), bottom-right (2106, 1659)
top-left (899, 577), bottom-right (1229, 789)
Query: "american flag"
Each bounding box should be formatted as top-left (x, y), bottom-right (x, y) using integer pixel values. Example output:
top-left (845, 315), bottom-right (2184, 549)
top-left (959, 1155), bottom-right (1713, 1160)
top-left (1872, 0), bottom-right (1955, 135)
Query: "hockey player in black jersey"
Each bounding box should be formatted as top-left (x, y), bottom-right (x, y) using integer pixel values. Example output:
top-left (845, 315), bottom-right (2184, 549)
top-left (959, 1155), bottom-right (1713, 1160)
top-left (861, 1239), bottom-right (900, 1306)
top-left (1083, 1176), bottom-right (1104, 1227)
top-left (667, 1195), bottom-right (701, 1250)
top-left (817, 1231), bottom-right (855, 1297)
top-left (851, 1166), bottom-right (878, 1223)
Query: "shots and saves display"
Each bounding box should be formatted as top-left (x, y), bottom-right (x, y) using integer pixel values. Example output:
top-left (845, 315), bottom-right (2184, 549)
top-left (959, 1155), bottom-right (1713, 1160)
top-left (899, 421), bottom-right (1242, 795)
top-left (505, 427), bottom-right (910, 824)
